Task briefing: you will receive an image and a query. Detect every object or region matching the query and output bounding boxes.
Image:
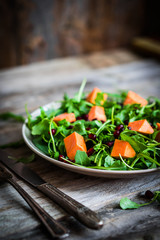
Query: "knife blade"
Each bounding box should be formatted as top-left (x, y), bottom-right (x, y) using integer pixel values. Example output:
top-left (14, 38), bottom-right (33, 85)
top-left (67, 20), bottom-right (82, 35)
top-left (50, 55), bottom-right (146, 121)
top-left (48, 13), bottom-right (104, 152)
top-left (0, 150), bottom-right (103, 230)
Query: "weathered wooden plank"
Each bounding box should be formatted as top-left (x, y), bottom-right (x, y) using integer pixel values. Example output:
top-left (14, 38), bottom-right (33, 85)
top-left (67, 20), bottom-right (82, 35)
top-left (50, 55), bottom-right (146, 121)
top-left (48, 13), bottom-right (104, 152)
top-left (1, 180), bottom-right (160, 240)
top-left (0, 51), bottom-right (142, 95)
top-left (62, 205), bottom-right (160, 240)
top-left (0, 154), bottom-right (160, 237)
top-left (0, 59), bottom-right (159, 110)
top-left (0, 59), bottom-right (158, 95)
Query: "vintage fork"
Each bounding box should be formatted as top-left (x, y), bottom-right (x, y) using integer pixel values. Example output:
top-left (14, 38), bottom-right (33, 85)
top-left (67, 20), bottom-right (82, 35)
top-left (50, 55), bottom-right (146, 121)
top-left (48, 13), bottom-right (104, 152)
top-left (0, 163), bottom-right (69, 239)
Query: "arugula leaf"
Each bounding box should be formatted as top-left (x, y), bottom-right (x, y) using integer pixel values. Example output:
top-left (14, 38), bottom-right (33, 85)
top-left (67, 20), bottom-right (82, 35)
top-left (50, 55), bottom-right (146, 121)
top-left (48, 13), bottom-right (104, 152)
top-left (120, 133), bottom-right (145, 152)
top-left (138, 152), bottom-right (160, 167)
top-left (76, 78), bottom-right (87, 102)
top-left (120, 197), bottom-right (143, 209)
top-left (32, 136), bottom-right (49, 155)
top-left (107, 92), bottom-right (127, 101)
top-left (106, 160), bottom-right (127, 170)
top-left (104, 155), bottom-right (115, 167)
top-left (120, 191), bottom-right (160, 210)
top-left (96, 120), bottom-right (112, 136)
top-left (72, 121), bottom-right (87, 136)
top-left (60, 98), bottom-right (90, 117)
top-left (75, 150), bottom-right (90, 166)
top-left (9, 154), bottom-right (35, 163)
top-left (88, 160), bottom-right (127, 170)
top-left (0, 112), bottom-right (25, 122)
top-left (32, 118), bottom-right (49, 135)
top-left (25, 105), bottom-right (41, 129)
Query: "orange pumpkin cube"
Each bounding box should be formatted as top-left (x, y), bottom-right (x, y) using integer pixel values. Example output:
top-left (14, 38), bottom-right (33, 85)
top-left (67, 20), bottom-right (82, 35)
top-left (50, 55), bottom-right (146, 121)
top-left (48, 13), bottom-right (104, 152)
top-left (53, 113), bottom-right (76, 123)
top-left (64, 132), bottom-right (87, 160)
top-left (86, 87), bottom-right (107, 105)
top-left (123, 91), bottom-right (148, 107)
top-left (128, 119), bottom-right (154, 134)
top-left (111, 139), bottom-right (136, 158)
top-left (88, 106), bottom-right (107, 122)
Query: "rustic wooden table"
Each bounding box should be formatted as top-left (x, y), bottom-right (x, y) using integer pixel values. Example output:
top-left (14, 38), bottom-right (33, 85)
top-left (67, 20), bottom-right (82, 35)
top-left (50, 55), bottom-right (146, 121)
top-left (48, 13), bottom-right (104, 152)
top-left (0, 49), bottom-right (160, 240)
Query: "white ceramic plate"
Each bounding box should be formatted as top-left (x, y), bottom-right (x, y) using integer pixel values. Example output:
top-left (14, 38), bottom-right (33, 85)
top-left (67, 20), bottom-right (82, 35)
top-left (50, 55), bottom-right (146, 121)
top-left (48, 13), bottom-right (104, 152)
top-left (22, 102), bottom-right (160, 178)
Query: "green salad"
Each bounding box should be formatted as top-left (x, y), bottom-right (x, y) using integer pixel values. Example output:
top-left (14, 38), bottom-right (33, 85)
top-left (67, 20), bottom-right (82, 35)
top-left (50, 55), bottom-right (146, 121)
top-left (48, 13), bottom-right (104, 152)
top-left (26, 80), bottom-right (160, 171)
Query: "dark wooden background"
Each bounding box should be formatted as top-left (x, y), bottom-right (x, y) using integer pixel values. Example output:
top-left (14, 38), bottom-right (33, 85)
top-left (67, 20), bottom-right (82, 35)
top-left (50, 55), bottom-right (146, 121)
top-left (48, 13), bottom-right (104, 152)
top-left (0, 0), bottom-right (159, 69)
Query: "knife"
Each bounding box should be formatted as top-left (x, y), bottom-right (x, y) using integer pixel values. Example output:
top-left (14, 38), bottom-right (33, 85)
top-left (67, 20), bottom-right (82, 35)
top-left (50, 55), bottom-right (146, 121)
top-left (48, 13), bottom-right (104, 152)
top-left (0, 150), bottom-right (103, 230)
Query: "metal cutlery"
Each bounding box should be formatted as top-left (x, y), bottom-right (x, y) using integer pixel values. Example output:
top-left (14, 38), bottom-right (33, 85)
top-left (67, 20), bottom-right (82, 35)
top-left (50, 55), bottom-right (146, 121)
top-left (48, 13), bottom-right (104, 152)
top-left (0, 162), bottom-right (69, 239)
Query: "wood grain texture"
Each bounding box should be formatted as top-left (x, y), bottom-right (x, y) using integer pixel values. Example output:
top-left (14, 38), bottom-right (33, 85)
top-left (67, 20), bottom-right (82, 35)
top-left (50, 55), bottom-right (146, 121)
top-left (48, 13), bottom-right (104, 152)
top-left (0, 50), bottom-right (160, 240)
top-left (0, 0), bottom-right (146, 69)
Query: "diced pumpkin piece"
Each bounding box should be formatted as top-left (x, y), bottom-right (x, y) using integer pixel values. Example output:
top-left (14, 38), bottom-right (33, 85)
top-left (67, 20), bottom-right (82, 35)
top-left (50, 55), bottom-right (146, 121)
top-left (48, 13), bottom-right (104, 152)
top-left (88, 106), bottom-right (107, 122)
top-left (156, 123), bottom-right (160, 130)
top-left (86, 87), bottom-right (107, 105)
top-left (123, 91), bottom-right (148, 107)
top-left (128, 119), bottom-right (154, 134)
top-left (53, 113), bottom-right (76, 123)
top-left (111, 139), bottom-right (136, 158)
top-left (64, 132), bottom-right (87, 160)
